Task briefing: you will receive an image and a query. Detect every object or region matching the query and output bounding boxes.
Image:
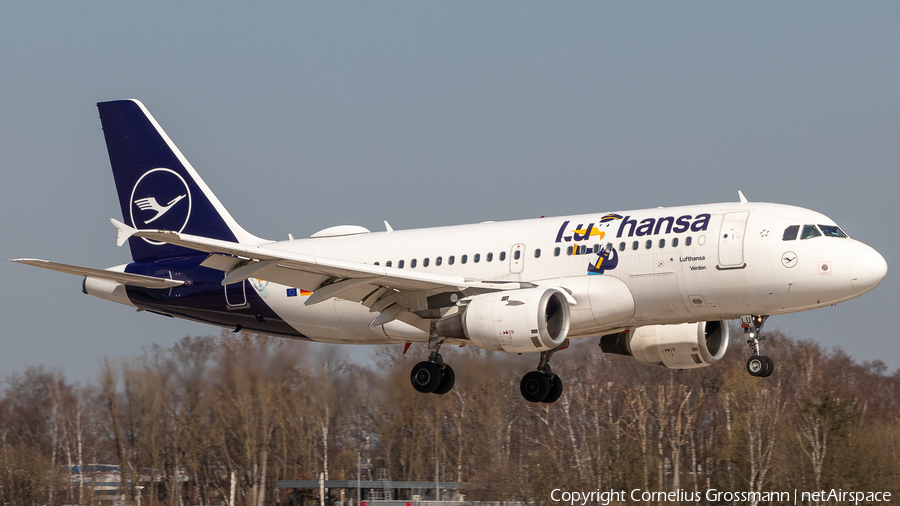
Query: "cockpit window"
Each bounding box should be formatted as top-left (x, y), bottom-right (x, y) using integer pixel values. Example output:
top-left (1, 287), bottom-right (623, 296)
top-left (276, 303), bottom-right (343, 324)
top-left (818, 225), bottom-right (848, 238)
top-left (800, 224), bottom-right (822, 240)
top-left (782, 225), bottom-right (799, 241)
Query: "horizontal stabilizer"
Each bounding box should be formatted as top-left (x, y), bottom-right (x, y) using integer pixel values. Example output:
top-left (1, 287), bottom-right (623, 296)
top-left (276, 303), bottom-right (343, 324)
top-left (9, 258), bottom-right (184, 289)
top-left (110, 218), bottom-right (137, 247)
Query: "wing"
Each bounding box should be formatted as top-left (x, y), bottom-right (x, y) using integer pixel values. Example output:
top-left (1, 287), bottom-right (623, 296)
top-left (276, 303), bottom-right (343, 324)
top-left (110, 219), bottom-right (539, 330)
top-left (9, 258), bottom-right (184, 289)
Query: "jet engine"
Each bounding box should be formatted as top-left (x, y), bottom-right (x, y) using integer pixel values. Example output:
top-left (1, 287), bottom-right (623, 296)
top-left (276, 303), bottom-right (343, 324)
top-left (435, 288), bottom-right (570, 353)
top-left (82, 277), bottom-right (135, 307)
top-left (599, 320), bottom-right (729, 369)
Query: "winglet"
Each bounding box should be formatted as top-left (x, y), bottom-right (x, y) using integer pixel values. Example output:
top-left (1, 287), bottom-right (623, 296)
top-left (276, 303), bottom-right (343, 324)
top-left (110, 218), bottom-right (137, 247)
top-left (738, 190), bottom-right (748, 204)
top-left (384, 220), bottom-right (394, 233)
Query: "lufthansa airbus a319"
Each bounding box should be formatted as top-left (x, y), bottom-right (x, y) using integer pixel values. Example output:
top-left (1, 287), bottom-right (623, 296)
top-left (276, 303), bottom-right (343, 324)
top-left (12, 100), bottom-right (888, 403)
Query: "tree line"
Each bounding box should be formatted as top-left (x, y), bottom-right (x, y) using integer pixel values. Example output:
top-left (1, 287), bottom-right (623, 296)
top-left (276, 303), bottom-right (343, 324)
top-left (1, 327), bottom-right (899, 505)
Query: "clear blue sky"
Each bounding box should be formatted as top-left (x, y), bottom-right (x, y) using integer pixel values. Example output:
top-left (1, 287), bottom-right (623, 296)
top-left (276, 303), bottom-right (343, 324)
top-left (2, 3), bottom-right (897, 381)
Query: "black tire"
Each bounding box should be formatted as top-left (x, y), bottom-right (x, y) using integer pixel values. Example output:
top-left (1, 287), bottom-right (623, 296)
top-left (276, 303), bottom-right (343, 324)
top-left (746, 356), bottom-right (768, 377)
top-left (520, 371), bottom-right (551, 403)
top-left (432, 364), bottom-right (456, 395)
top-left (542, 374), bottom-right (563, 404)
top-left (761, 356), bottom-right (775, 377)
top-left (411, 361), bottom-right (441, 393)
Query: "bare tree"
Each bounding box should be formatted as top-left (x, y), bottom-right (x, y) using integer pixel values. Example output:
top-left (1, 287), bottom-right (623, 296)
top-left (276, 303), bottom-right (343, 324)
top-left (665, 384), bottom-right (705, 493)
top-left (744, 387), bottom-right (785, 506)
top-left (622, 386), bottom-right (652, 491)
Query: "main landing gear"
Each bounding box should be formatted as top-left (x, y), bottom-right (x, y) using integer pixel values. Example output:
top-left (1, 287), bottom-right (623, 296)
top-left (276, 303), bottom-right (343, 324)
top-left (520, 340), bottom-right (567, 403)
top-left (410, 330), bottom-right (455, 395)
top-left (408, 331), bottom-right (568, 402)
top-left (742, 315), bottom-right (774, 377)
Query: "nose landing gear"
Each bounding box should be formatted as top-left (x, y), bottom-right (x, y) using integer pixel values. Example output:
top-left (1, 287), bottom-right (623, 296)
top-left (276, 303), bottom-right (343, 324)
top-left (742, 315), bottom-right (774, 377)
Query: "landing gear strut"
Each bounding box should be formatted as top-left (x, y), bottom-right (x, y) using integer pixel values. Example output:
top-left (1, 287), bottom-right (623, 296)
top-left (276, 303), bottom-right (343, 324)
top-left (520, 340), bottom-right (567, 403)
top-left (741, 315), bottom-right (774, 377)
top-left (410, 329), bottom-right (455, 394)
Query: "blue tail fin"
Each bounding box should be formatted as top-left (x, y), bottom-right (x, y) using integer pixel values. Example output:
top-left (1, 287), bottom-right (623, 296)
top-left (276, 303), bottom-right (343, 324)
top-left (98, 99), bottom-right (263, 262)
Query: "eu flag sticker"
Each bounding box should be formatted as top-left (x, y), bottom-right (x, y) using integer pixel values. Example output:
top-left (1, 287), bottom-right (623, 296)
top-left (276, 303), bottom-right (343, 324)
top-left (286, 288), bottom-right (298, 297)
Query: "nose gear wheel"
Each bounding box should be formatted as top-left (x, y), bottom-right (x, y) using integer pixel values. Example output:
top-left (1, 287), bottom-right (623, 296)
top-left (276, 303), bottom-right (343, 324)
top-left (741, 315), bottom-right (774, 377)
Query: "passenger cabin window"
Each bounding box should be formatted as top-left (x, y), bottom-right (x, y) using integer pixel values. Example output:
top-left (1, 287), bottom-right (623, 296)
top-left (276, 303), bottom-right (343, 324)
top-left (783, 225), bottom-right (800, 241)
top-left (593, 244), bottom-right (600, 253)
top-left (659, 239), bottom-right (665, 248)
top-left (632, 241), bottom-right (639, 250)
top-left (672, 237), bottom-right (679, 247)
top-left (567, 246), bottom-right (573, 256)
top-left (819, 225), bottom-right (848, 238)
top-left (499, 251), bottom-right (507, 261)
top-left (386, 261), bottom-right (392, 267)
top-left (645, 240), bottom-right (652, 249)
top-left (423, 258), bottom-right (430, 267)
top-left (487, 252), bottom-right (494, 261)
top-left (436, 256), bottom-right (443, 266)
top-left (374, 261), bottom-right (380, 266)
top-left (554, 247), bottom-right (561, 257)
top-left (448, 256), bottom-right (455, 265)
top-left (410, 259), bottom-right (417, 268)
top-left (619, 242), bottom-right (626, 251)
top-left (800, 224), bottom-right (821, 240)
top-left (685, 236), bottom-right (692, 246)
top-left (474, 253), bottom-right (480, 263)
top-left (461, 254), bottom-right (468, 264)
top-left (514, 250), bottom-right (522, 260)
top-left (534, 249), bottom-right (541, 258)
top-left (398, 260), bottom-right (405, 268)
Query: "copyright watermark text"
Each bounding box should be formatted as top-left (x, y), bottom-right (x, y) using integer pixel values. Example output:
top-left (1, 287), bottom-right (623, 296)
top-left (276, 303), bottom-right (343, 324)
top-left (550, 488), bottom-right (893, 505)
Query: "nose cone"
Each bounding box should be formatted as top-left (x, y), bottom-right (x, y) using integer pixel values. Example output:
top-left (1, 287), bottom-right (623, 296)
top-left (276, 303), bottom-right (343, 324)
top-left (851, 243), bottom-right (888, 295)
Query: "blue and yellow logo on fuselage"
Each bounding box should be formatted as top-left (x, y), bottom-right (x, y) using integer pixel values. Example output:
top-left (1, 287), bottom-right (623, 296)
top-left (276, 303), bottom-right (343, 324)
top-left (555, 221), bottom-right (604, 243)
top-left (587, 246), bottom-right (618, 275)
top-left (600, 213), bottom-right (624, 223)
top-left (553, 215), bottom-right (623, 275)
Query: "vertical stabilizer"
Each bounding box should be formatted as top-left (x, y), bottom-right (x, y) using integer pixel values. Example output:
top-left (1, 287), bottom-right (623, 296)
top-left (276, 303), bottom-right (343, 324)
top-left (97, 99), bottom-right (264, 262)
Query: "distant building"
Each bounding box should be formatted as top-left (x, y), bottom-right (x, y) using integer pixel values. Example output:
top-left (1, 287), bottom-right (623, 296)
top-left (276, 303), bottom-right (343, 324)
top-left (63, 464), bottom-right (187, 506)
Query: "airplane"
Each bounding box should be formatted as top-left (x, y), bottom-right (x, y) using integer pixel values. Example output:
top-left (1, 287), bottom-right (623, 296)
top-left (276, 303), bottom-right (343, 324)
top-left (11, 99), bottom-right (888, 403)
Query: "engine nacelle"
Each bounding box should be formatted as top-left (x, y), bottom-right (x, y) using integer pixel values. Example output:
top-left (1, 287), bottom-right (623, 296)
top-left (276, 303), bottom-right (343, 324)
top-left (82, 277), bottom-right (135, 307)
top-left (435, 288), bottom-right (571, 353)
top-left (599, 321), bottom-right (729, 369)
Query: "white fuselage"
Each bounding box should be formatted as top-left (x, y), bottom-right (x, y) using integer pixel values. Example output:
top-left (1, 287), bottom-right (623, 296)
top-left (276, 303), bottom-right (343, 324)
top-left (230, 201), bottom-right (885, 347)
